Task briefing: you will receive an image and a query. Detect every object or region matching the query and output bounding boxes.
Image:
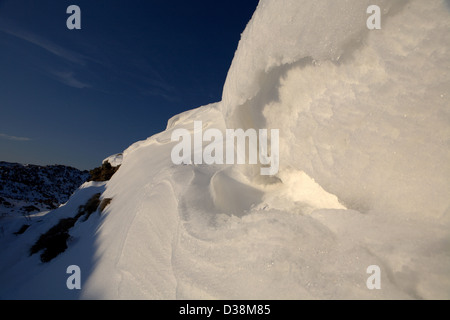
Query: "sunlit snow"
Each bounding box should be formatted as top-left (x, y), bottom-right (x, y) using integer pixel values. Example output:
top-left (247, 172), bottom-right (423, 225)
top-left (0, 0), bottom-right (449, 299)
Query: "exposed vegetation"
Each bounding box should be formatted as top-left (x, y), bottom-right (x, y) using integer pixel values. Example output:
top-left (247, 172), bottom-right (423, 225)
top-left (99, 198), bottom-right (112, 212)
top-left (13, 224), bottom-right (30, 235)
top-left (79, 193), bottom-right (101, 222)
top-left (29, 193), bottom-right (104, 263)
top-left (29, 217), bottom-right (75, 262)
top-left (88, 162), bottom-right (120, 182)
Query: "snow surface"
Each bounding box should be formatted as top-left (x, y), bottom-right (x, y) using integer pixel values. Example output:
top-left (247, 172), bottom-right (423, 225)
top-left (0, 182), bottom-right (106, 299)
top-left (0, 0), bottom-right (449, 299)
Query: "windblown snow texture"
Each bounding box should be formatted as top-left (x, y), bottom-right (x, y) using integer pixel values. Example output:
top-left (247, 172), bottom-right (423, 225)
top-left (0, 0), bottom-right (449, 299)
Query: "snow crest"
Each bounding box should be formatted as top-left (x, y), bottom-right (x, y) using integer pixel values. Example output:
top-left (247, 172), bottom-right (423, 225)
top-left (222, 0), bottom-right (450, 219)
top-left (88, 0), bottom-right (449, 298)
top-left (1, 0), bottom-right (449, 300)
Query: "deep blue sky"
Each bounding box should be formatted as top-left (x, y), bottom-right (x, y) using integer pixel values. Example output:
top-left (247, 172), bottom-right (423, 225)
top-left (0, 0), bottom-right (259, 170)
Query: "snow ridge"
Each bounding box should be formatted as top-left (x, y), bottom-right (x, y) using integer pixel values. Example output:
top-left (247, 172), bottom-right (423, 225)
top-left (1, 0), bottom-right (449, 300)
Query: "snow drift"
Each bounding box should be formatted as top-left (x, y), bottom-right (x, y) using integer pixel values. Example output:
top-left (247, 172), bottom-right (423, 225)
top-left (1, 0), bottom-right (449, 300)
top-left (222, 0), bottom-right (450, 219)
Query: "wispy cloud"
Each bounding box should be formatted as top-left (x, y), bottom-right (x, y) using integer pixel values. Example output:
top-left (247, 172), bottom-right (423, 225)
top-left (0, 17), bottom-right (92, 89)
top-left (49, 70), bottom-right (91, 89)
top-left (0, 133), bottom-right (31, 141)
top-left (0, 17), bottom-right (179, 97)
top-left (126, 57), bottom-right (180, 102)
top-left (0, 18), bottom-right (86, 66)
top-left (141, 86), bottom-right (180, 103)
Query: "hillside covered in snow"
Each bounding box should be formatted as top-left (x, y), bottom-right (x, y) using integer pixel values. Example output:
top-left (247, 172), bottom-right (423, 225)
top-left (0, 0), bottom-right (449, 300)
top-left (0, 162), bottom-right (89, 218)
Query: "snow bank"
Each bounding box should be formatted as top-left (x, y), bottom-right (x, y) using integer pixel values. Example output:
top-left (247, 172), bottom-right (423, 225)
top-left (1, 0), bottom-right (449, 300)
top-left (223, 0), bottom-right (392, 114)
top-left (222, 0), bottom-right (450, 219)
top-left (0, 182), bottom-right (106, 299)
